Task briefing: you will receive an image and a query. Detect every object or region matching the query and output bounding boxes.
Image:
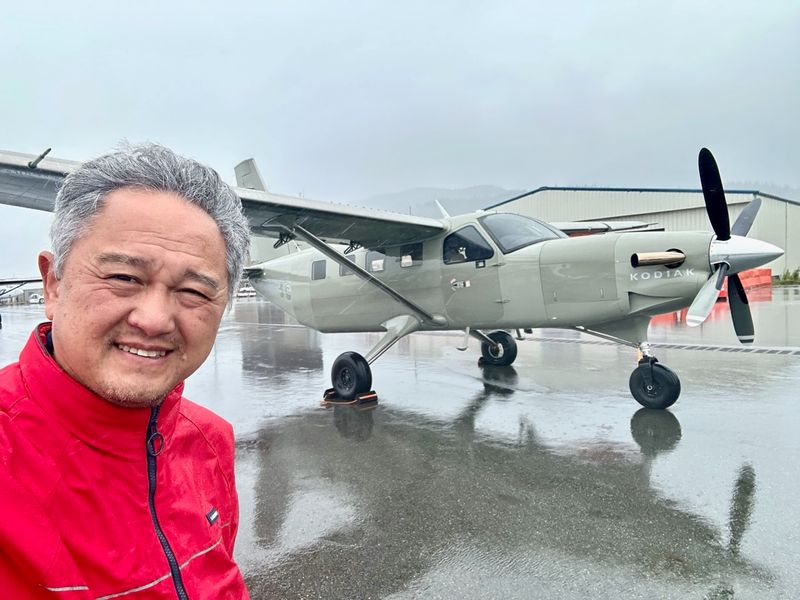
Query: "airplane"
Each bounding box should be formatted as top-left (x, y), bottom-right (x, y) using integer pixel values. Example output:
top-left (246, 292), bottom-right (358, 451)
top-left (0, 277), bottom-right (43, 299)
top-left (0, 147), bottom-right (784, 410)
top-left (0, 277), bottom-right (42, 329)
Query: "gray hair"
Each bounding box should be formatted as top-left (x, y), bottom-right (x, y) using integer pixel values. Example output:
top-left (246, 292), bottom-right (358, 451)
top-left (50, 143), bottom-right (250, 303)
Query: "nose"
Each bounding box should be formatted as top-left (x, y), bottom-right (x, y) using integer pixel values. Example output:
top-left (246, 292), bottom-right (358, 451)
top-left (709, 235), bottom-right (785, 274)
top-left (127, 288), bottom-right (177, 337)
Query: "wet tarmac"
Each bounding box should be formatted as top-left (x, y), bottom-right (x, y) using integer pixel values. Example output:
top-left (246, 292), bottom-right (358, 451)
top-left (1, 286), bottom-right (799, 599)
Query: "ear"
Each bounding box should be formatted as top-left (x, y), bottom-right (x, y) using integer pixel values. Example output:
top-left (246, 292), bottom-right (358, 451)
top-left (38, 252), bottom-right (59, 320)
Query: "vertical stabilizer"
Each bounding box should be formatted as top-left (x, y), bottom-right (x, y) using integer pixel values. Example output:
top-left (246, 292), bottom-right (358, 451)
top-left (235, 158), bottom-right (268, 191)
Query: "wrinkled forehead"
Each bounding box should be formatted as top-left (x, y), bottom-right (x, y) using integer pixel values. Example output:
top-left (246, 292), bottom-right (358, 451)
top-left (75, 188), bottom-right (228, 272)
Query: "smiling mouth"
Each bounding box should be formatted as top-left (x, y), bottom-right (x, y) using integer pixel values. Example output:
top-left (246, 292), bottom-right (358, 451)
top-left (117, 344), bottom-right (168, 359)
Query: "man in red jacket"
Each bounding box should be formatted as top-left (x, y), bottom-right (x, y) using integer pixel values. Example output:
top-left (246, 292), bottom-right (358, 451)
top-left (0, 144), bottom-right (251, 598)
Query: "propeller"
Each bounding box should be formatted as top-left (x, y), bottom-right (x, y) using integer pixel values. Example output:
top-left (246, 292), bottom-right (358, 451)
top-left (685, 149), bottom-right (783, 343)
top-left (727, 463), bottom-right (756, 557)
top-left (698, 148), bottom-right (730, 240)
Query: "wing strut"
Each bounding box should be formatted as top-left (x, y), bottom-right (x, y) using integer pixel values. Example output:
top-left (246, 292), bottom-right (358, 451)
top-left (268, 222), bottom-right (447, 327)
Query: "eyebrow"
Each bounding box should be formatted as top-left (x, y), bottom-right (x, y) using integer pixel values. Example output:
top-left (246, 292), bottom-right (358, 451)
top-left (97, 252), bottom-right (222, 292)
top-left (183, 269), bottom-right (222, 292)
top-left (97, 252), bottom-right (152, 269)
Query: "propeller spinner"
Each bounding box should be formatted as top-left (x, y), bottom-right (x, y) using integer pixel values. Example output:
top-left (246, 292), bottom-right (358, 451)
top-left (685, 149), bottom-right (783, 342)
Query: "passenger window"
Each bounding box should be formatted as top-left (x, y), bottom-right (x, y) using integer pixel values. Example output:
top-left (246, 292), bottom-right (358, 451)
top-left (443, 226), bottom-right (494, 265)
top-left (400, 243), bottom-right (423, 268)
top-left (366, 249), bottom-right (386, 273)
top-left (311, 259), bottom-right (326, 280)
top-left (339, 254), bottom-right (357, 276)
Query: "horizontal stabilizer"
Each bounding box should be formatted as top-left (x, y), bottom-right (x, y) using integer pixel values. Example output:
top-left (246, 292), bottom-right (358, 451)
top-left (243, 265), bottom-right (263, 277)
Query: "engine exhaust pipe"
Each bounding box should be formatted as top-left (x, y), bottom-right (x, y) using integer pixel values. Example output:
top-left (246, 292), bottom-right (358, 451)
top-left (631, 251), bottom-right (686, 268)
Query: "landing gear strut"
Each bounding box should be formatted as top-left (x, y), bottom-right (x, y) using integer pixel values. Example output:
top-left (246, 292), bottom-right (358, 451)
top-left (324, 315), bottom-right (422, 405)
top-left (576, 321), bottom-right (684, 409)
top-left (629, 343), bottom-right (680, 410)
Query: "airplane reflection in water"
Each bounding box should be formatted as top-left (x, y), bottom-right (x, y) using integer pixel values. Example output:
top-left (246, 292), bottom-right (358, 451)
top-left (231, 300), bottom-right (323, 382)
top-left (236, 368), bottom-right (766, 599)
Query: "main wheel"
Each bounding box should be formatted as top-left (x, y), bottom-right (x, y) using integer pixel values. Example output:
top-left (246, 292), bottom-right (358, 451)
top-left (480, 330), bottom-right (518, 366)
top-left (331, 351), bottom-right (372, 400)
top-left (629, 362), bottom-right (681, 410)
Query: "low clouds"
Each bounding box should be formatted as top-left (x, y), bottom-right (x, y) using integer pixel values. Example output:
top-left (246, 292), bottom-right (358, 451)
top-left (1, 1), bottom-right (797, 272)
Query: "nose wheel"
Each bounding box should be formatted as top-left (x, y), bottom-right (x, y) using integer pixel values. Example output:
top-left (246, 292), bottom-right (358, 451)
top-left (629, 358), bottom-right (680, 410)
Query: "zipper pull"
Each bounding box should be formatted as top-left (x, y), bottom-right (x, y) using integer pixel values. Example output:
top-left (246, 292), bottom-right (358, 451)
top-left (146, 406), bottom-right (164, 457)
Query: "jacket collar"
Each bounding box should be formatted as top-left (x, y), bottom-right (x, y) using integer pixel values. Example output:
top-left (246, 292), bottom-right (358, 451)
top-left (18, 323), bottom-right (184, 457)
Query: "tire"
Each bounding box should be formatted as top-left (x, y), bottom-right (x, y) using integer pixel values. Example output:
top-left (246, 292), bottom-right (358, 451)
top-left (331, 351), bottom-right (372, 400)
top-left (629, 362), bottom-right (681, 410)
top-left (480, 330), bottom-right (518, 367)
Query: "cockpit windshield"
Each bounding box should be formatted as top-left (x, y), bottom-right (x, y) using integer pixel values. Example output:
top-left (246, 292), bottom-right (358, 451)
top-left (478, 213), bottom-right (567, 254)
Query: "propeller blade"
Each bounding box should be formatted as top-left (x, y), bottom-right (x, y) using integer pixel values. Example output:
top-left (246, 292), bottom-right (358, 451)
top-left (730, 197), bottom-right (762, 237)
top-left (686, 263), bottom-right (729, 327)
top-left (728, 273), bottom-right (754, 344)
top-left (698, 148), bottom-right (730, 241)
top-left (728, 464), bottom-right (756, 557)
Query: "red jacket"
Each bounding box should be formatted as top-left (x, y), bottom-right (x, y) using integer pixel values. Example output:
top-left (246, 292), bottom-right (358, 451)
top-left (0, 324), bottom-right (249, 599)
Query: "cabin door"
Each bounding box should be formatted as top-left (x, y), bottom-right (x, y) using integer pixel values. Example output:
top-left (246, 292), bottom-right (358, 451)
top-left (440, 225), bottom-right (503, 326)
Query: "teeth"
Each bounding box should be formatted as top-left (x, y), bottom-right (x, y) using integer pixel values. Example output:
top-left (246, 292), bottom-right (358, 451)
top-left (118, 344), bottom-right (167, 358)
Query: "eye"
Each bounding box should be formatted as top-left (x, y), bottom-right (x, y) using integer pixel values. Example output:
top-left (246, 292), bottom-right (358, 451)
top-left (180, 288), bottom-right (211, 300)
top-left (109, 274), bottom-right (138, 283)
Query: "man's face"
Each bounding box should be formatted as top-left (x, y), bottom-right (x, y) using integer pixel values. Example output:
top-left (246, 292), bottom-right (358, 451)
top-left (39, 188), bottom-right (230, 408)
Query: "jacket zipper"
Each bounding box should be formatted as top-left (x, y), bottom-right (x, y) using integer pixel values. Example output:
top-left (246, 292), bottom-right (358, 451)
top-left (147, 405), bottom-right (189, 600)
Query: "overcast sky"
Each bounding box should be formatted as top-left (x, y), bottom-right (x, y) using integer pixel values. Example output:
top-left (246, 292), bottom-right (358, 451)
top-left (1, 0), bottom-right (798, 276)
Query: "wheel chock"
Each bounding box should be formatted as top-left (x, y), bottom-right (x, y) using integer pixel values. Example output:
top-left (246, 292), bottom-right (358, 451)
top-left (321, 388), bottom-right (378, 408)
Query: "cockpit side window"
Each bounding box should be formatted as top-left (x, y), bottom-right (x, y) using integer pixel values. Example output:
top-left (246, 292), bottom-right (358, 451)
top-left (442, 226), bottom-right (494, 265)
top-left (479, 213), bottom-right (566, 254)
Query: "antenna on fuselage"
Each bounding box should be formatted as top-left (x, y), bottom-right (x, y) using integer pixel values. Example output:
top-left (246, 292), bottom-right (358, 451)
top-left (434, 199), bottom-right (450, 218)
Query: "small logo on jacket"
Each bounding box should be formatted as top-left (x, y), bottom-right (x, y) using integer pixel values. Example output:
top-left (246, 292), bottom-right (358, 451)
top-left (206, 507), bottom-right (219, 525)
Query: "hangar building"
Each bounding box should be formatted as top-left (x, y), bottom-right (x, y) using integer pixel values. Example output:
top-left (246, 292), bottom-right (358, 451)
top-left (487, 187), bottom-right (798, 275)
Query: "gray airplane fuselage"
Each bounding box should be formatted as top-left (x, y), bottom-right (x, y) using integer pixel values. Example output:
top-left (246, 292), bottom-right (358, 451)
top-left (248, 215), bottom-right (713, 334)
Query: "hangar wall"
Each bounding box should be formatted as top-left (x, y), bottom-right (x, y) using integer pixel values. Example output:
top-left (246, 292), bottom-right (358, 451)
top-left (488, 188), bottom-right (798, 274)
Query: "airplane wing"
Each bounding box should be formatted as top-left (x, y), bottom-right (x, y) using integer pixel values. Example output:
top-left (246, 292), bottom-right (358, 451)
top-left (239, 188), bottom-right (445, 247)
top-left (0, 150), bottom-right (78, 213)
top-left (0, 149), bottom-right (446, 249)
top-left (0, 277), bottom-right (42, 298)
